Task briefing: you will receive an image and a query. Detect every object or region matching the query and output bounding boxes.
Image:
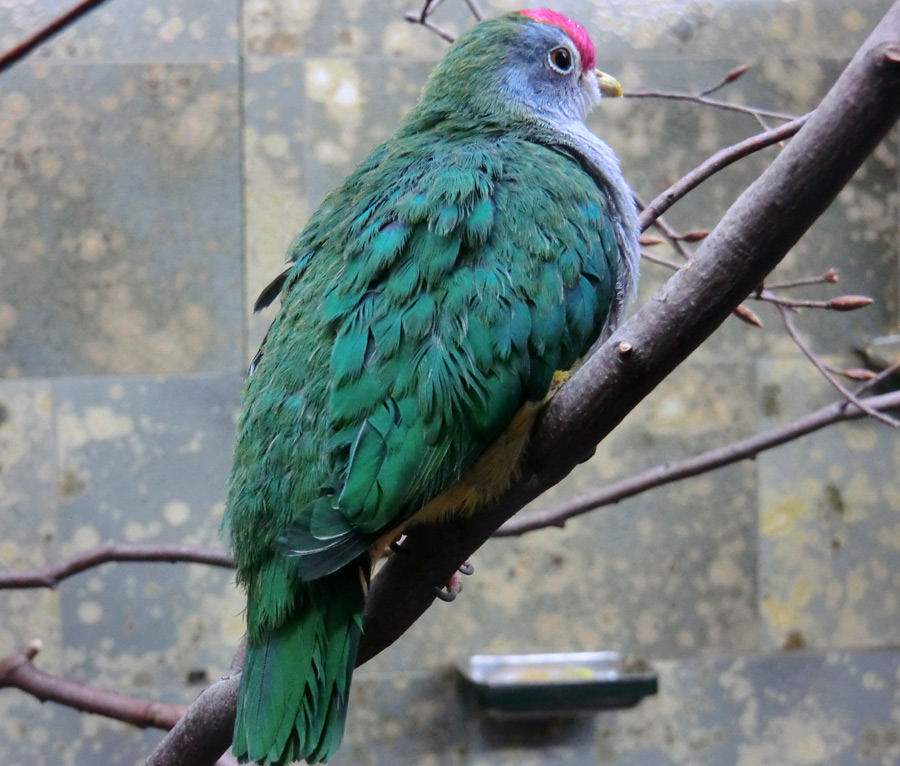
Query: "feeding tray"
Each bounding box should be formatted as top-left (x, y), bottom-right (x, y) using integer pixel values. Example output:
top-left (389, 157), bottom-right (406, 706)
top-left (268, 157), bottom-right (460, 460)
top-left (458, 651), bottom-right (658, 715)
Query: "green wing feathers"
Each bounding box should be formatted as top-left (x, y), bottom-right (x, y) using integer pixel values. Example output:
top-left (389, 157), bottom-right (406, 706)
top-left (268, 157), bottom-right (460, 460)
top-left (225, 135), bottom-right (626, 764)
top-left (233, 567), bottom-right (363, 765)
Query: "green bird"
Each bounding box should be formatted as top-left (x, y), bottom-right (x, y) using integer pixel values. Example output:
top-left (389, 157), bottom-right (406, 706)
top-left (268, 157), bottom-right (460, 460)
top-left (225, 8), bottom-right (640, 764)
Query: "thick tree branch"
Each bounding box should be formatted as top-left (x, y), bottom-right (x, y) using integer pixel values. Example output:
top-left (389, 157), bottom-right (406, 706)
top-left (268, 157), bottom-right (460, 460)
top-left (0, 542), bottom-right (233, 590)
top-left (496, 389), bottom-right (900, 535)
top-left (148, 4), bottom-right (900, 764)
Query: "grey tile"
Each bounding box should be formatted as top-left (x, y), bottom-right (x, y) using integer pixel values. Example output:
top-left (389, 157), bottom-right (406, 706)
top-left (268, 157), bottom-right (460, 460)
top-left (604, 649), bottom-right (900, 766)
top-left (241, 0), bottom-right (895, 61)
top-left (334, 671), bottom-right (469, 766)
top-left (0, 379), bottom-right (61, 670)
top-left (757, 358), bottom-right (900, 651)
top-left (55, 374), bottom-right (244, 688)
top-left (0, 682), bottom-right (193, 766)
top-left (0, 0), bottom-right (239, 63)
top-left (243, 0), bottom-right (467, 58)
top-left (243, 58), bottom-right (307, 355)
top-left (0, 63), bottom-right (244, 377)
top-left (303, 58), bottom-right (433, 211)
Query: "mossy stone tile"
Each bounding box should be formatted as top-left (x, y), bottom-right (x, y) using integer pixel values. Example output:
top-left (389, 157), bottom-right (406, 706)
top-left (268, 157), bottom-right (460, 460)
top-left (0, 0), bottom-right (239, 63)
top-left (0, 63), bottom-right (243, 377)
top-left (332, 671), bottom-right (468, 766)
top-left (243, 59), bottom-right (307, 355)
top-left (0, 379), bottom-right (56, 568)
top-left (0, 681), bottom-right (197, 765)
top-left (303, 58), bottom-right (433, 212)
top-left (0, 380), bottom-right (61, 671)
top-left (757, 358), bottom-right (900, 650)
top-left (243, 0), bottom-right (473, 58)
top-left (607, 649), bottom-right (900, 765)
top-left (241, 0), bottom-right (894, 61)
top-left (55, 375), bottom-right (243, 688)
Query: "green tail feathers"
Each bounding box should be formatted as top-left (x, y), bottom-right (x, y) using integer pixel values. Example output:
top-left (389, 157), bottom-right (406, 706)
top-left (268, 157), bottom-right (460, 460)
top-left (233, 572), bottom-right (364, 765)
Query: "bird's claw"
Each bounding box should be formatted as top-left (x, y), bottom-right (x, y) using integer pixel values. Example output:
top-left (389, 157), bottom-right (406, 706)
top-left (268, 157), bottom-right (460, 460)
top-left (434, 568), bottom-right (467, 602)
top-left (433, 584), bottom-right (458, 602)
top-left (458, 560), bottom-right (474, 576)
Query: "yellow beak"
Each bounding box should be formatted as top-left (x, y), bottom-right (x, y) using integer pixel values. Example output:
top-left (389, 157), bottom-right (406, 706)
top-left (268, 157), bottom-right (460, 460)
top-left (595, 70), bottom-right (624, 98)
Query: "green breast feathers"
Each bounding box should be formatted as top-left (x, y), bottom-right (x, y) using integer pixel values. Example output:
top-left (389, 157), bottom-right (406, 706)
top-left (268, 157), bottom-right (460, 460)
top-left (227, 135), bottom-right (623, 602)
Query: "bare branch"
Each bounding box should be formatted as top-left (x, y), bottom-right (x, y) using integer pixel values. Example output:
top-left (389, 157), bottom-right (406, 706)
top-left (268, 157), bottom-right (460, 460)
top-left (0, 0), bottom-right (111, 75)
top-left (639, 115), bottom-right (809, 231)
top-left (403, 11), bottom-right (455, 43)
top-left (639, 250), bottom-right (682, 270)
top-left (778, 306), bottom-right (900, 429)
top-left (625, 90), bottom-right (799, 122)
top-left (765, 268), bottom-right (839, 289)
top-left (0, 542), bottom-right (232, 590)
top-left (699, 63), bottom-right (753, 97)
top-left (497, 389), bottom-right (900, 536)
top-left (462, 0), bottom-right (485, 22)
top-left (0, 640), bottom-right (184, 729)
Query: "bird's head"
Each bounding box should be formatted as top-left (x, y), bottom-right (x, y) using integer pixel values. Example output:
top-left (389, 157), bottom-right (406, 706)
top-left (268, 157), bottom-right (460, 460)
top-left (408, 9), bottom-right (622, 132)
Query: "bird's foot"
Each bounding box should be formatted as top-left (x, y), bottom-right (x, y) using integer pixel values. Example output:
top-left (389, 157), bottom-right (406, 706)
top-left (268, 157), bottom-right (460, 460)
top-left (433, 560), bottom-right (474, 602)
top-left (544, 370), bottom-right (571, 402)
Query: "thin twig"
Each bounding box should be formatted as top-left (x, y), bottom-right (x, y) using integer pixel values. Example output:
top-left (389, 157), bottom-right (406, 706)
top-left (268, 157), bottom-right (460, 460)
top-left (634, 194), bottom-right (695, 260)
top-left (0, 640), bottom-right (185, 729)
top-left (496, 388), bottom-right (900, 535)
top-left (403, 12), bottom-right (456, 42)
top-left (462, 0), bottom-right (485, 21)
top-left (778, 305), bottom-right (900, 429)
top-left (855, 357), bottom-right (900, 395)
top-left (699, 63), bottom-right (752, 97)
top-left (765, 269), bottom-right (839, 289)
top-left (755, 291), bottom-right (835, 309)
top-left (639, 115), bottom-right (809, 231)
top-left (418, 0), bottom-right (444, 22)
top-left (0, 542), bottom-right (233, 590)
top-left (640, 250), bottom-right (682, 270)
top-left (625, 91), bottom-right (800, 122)
top-left (0, 0), bottom-right (110, 75)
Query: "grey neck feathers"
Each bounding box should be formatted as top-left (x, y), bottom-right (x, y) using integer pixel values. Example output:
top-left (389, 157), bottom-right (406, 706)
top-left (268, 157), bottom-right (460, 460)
top-left (529, 118), bottom-right (640, 339)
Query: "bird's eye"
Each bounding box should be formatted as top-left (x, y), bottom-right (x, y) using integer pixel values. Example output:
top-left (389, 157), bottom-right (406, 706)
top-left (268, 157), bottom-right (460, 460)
top-left (548, 46), bottom-right (574, 74)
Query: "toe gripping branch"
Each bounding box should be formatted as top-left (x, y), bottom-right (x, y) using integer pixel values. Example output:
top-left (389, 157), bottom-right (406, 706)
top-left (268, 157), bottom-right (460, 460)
top-left (433, 560), bottom-right (474, 602)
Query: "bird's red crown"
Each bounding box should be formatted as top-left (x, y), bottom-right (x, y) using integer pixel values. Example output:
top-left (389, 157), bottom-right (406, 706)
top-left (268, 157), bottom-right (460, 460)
top-left (520, 8), bottom-right (596, 72)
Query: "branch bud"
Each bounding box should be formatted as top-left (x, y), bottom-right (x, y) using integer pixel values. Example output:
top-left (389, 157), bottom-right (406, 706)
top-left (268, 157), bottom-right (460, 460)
top-left (840, 367), bottom-right (880, 381)
top-left (680, 230), bottom-right (709, 242)
top-left (733, 304), bottom-right (763, 327)
top-left (828, 295), bottom-right (873, 311)
top-left (724, 63), bottom-right (752, 83)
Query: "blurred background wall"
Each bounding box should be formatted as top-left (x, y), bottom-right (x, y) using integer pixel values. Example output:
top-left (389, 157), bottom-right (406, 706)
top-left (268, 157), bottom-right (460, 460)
top-left (0, 0), bottom-right (898, 763)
